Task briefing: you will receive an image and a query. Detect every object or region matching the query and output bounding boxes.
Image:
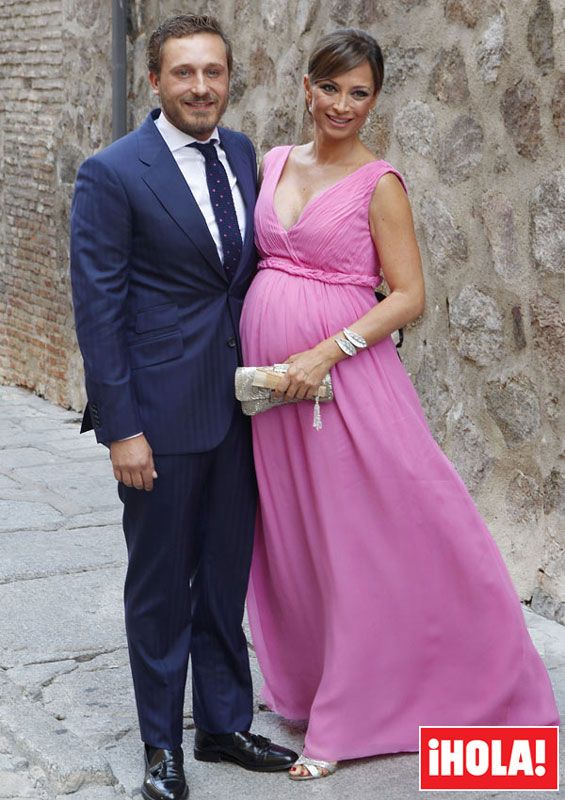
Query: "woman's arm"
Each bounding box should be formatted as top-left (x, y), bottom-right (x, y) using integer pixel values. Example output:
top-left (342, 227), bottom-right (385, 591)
top-left (277, 172), bottom-right (426, 400)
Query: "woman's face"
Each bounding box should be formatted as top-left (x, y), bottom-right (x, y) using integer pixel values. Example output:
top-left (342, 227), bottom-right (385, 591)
top-left (304, 59), bottom-right (377, 140)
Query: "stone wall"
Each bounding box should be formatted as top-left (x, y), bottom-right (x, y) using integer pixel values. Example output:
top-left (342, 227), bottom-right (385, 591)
top-left (0, 0), bottom-right (112, 407)
top-left (0, 0), bottom-right (564, 617)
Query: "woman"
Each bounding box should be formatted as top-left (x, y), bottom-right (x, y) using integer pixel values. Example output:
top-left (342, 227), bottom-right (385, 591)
top-left (240, 28), bottom-right (559, 780)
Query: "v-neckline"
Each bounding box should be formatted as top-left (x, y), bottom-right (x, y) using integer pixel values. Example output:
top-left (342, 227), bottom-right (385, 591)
top-left (272, 145), bottom-right (380, 234)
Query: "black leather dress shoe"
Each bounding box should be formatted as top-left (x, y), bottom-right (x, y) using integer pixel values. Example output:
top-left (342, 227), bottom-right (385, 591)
top-left (142, 745), bottom-right (189, 800)
top-left (194, 729), bottom-right (298, 772)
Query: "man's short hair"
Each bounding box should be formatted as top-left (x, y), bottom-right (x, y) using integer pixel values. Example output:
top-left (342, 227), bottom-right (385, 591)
top-left (146, 14), bottom-right (233, 75)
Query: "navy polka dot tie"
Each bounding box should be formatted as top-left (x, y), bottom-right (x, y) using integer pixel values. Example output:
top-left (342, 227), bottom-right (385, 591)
top-left (189, 141), bottom-right (242, 278)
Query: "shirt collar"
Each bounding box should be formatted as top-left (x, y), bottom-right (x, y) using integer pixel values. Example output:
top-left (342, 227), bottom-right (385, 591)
top-left (154, 109), bottom-right (219, 152)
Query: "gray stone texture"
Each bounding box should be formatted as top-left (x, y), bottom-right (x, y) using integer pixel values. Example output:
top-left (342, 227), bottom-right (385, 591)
top-left (529, 292), bottom-right (565, 386)
top-left (475, 12), bottom-right (507, 84)
top-left (527, 0), bottom-right (554, 75)
top-left (429, 46), bottom-right (470, 103)
top-left (445, 405), bottom-right (494, 494)
top-left (530, 170), bottom-right (565, 275)
top-left (444, 0), bottom-right (483, 27)
top-left (0, 384), bottom-right (562, 800)
top-left (419, 194), bottom-right (468, 273)
top-left (552, 74), bottom-right (565, 137)
top-left (501, 77), bottom-right (544, 160)
top-left (439, 114), bottom-right (484, 184)
top-left (394, 100), bottom-right (438, 157)
top-left (480, 190), bottom-right (518, 281)
top-left (0, 1), bottom-right (563, 622)
top-left (448, 285), bottom-right (504, 366)
top-left (485, 374), bottom-right (541, 449)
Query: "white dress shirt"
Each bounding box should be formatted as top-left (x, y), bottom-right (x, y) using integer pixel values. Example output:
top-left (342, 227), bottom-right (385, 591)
top-left (154, 110), bottom-right (246, 261)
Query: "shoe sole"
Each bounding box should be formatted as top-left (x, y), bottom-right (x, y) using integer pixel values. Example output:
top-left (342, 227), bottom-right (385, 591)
top-left (141, 786), bottom-right (189, 800)
top-left (194, 748), bottom-right (294, 772)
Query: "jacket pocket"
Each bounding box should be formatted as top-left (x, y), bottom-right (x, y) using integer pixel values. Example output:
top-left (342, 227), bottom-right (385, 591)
top-left (129, 330), bottom-right (183, 369)
top-left (135, 303), bottom-right (179, 333)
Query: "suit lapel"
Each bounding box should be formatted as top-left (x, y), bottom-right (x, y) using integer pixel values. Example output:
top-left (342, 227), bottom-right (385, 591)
top-left (137, 111), bottom-right (226, 282)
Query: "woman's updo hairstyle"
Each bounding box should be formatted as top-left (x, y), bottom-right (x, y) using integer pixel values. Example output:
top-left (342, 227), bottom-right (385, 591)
top-left (307, 28), bottom-right (384, 95)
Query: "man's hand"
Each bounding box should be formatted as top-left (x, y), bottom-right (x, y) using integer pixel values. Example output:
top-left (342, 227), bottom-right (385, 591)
top-left (110, 435), bottom-right (158, 491)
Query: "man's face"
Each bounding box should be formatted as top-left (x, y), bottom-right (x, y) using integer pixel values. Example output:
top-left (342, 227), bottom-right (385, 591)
top-left (149, 33), bottom-right (230, 139)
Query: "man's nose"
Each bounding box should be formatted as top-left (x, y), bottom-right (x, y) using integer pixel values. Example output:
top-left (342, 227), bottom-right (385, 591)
top-left (191, 72), bottom-right (208, 95)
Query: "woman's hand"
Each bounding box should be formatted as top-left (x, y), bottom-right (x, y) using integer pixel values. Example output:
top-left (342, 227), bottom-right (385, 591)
top-left (274, 341), bottom-right (343, 401)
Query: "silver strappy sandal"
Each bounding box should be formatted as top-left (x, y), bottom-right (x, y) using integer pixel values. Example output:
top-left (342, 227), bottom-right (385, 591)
top-left (288, 752), bottom-right (339, 780)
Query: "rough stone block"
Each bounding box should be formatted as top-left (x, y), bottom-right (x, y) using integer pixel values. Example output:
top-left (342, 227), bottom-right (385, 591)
top-left (501, 77), bottom-right (543, 160)
top-left (394, 100), bottom-right (438, 157)
top-left (527, 0), bottom-right (554, 75)
top-left (475, 12), bottom-right (507, 83)
top-left (448, 285), bottom-right (504, 366)
top-left (439, 114), bottom-right (484, 184)
top-left (485, 374), bottom-right (541, 448)
top-left (429, 46), bottom-right (469, 103)
top-left (418, 195), bottom-right (468, 274)
top-left (530, 171), bottom-right (565, 275)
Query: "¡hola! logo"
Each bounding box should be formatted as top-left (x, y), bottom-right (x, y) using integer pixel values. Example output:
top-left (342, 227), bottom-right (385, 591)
top-left (419, 726), bottom-right (559, 791)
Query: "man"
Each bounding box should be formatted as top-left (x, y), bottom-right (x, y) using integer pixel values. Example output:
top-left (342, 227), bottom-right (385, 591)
top-left (70, 14), bottom-right (297, 800)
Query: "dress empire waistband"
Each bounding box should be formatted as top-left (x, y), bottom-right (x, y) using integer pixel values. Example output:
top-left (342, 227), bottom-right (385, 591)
top-left (258, 257), bottom-right (382, 288)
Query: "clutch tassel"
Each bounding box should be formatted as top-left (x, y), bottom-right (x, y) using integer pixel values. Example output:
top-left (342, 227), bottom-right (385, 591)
top-left (313, 396), bottom-right (323, 431)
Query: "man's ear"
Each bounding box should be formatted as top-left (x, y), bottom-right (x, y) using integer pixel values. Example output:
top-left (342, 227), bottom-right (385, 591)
top-left (148, 71), bottom-right (160, 96)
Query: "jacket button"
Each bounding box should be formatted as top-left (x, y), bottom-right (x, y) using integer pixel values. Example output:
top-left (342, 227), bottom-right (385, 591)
top-left (226, 336), bottom-right (236, 348)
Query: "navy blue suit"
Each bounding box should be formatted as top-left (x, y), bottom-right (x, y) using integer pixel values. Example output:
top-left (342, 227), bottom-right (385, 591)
top-left (70, 109), bottom-right (258, 748)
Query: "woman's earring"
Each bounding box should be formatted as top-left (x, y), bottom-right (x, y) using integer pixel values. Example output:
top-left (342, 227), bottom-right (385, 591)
top-left (308, 104), bottom-right (312, 113)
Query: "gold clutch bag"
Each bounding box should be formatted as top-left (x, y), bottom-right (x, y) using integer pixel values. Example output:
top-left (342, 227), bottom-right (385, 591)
top-left (234, 364), bottom-right (333, 430)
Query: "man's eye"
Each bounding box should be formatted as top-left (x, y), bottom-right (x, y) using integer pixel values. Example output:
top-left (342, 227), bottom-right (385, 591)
top-left (208, 70), bottom-right (220, 77)
top-left (178, 69), bottom-right (190, 77)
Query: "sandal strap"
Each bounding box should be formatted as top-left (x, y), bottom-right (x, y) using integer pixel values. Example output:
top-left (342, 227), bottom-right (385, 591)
top-left (295, 753), bottom-right (338, 776)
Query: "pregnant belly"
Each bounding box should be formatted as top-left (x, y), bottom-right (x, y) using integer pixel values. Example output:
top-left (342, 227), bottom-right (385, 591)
top-left (240, 268), bottom-right (378, 366)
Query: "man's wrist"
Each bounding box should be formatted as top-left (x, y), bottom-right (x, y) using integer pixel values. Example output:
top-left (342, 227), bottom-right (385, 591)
top-left (117, 432), bottom-right (144, 442)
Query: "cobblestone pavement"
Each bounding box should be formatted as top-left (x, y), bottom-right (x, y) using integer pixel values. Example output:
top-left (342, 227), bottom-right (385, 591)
top-left (0, 385), bottom-right (564, 800)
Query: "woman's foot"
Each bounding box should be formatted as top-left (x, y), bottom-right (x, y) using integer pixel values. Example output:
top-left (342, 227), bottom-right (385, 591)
top-left (288, 752), bottom-right (338, 780)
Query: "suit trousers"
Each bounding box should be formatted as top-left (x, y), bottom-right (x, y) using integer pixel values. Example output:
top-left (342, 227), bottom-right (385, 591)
top-left (118, 407), bottom-right (257, 749)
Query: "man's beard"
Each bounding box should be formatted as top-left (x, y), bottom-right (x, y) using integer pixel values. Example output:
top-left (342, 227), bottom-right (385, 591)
top-left (161, 92), bottom-right (229, 138)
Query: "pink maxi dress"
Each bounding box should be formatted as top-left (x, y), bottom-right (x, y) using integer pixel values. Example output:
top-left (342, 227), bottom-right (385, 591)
top-left (240, 145), bottom-right (560, 761)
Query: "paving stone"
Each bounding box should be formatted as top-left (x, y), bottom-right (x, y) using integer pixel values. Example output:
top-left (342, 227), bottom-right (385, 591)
top-left (0, 525), bottom-right (124, 584)
top-left (0, 568), bottom-right (126, 668)
top-left (0, 674), bottom-right (114, 795)
top-left (0, 498), bottom-right (63, 534)
top-left (0, 447), bottom-right (60, 469)
top-left (65, 508), bottom-right (123, 530)
top-left (10, 460), bottom-right (119, 515)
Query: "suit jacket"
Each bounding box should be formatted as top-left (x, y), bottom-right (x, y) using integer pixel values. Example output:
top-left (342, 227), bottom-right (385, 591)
top-left (70, 109), bottom-right (257, 454)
